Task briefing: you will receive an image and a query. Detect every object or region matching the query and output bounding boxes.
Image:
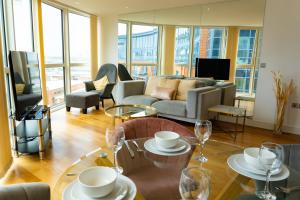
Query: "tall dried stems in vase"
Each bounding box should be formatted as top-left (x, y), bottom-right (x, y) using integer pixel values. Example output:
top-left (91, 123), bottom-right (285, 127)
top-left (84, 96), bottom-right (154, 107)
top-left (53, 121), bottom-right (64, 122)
top-left (272, 71), bottom-right (296, 134)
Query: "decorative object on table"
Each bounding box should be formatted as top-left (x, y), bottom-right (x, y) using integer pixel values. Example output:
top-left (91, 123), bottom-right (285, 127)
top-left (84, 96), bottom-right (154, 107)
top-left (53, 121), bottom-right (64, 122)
top-left (105, 127), bottom-right (125, 174)
top-left (179, 167), bottom-right (210, 200)
top-left (256, 142), bottom-right (284, 200)
top-left (194, 120), bottom-right (212, 163)
top-left (272, 71), bottom-right (296, 134)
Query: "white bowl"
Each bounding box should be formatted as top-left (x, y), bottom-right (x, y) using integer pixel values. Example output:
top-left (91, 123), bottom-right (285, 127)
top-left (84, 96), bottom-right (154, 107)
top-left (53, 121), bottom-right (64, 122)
top-left (78, 166), bottom-right (117, 198)
top-left (244, 147), bottom-right (263, 170)
top-left (155, 131), bottom-right (180, 149)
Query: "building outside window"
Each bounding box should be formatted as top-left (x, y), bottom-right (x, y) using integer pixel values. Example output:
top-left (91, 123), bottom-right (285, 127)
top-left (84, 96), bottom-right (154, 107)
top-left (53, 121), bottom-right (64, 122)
top-left (131, 24), bottom-right (159, 79)
top-left (174, 27), bottom-right (191, 76)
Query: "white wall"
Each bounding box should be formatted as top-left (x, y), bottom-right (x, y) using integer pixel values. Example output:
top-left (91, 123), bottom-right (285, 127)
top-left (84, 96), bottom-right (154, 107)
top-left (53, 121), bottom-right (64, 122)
top-left (99, 15), bottom-right (118, 65)
top-left (254, 0), bottom-right (300, 134)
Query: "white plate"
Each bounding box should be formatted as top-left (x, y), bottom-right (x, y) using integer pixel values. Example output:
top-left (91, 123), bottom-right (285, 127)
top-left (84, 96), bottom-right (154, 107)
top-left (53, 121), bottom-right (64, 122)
top-left (71, 179), bottom-right (128, 200)
top-left (156, 140), bottom-right (187, 153)
top-left (227, 154), bottom-right (290, 181)
top-left (144, 138), bottom-right (191, 156)
top-left (234, 154), bottom-right (281, 175)
top-left (62, 174), bottom-right (137, 200)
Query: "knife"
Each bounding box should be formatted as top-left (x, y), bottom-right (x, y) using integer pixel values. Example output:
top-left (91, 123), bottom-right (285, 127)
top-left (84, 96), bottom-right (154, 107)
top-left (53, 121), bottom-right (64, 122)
top-left (124, 140), bottom-right (135, 158)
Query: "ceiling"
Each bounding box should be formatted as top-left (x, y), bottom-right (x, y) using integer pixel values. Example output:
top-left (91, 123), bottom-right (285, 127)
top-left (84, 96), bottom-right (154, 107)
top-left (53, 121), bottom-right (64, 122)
top-left (54, 0), bottom-right (235, 16)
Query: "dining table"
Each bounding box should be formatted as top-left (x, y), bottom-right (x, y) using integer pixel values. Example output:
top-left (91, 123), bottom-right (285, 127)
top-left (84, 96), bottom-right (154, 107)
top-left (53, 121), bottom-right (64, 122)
top-left (53, 137), bottom-right (300, 200)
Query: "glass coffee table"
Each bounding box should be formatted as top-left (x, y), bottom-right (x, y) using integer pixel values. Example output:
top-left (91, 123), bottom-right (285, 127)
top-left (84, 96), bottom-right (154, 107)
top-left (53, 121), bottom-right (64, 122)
top-left (105, 104), bottom-right (158, 126)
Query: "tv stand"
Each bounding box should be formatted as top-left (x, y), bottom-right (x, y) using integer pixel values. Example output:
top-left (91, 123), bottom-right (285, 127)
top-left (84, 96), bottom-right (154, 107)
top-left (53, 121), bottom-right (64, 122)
top-left (10, 105), bottom-right (52, 159)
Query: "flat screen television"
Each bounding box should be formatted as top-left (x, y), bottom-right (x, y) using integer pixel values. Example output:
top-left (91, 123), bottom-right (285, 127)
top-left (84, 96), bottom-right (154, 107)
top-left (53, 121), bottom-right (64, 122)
top-left (9, 51), bottom-right (42, 120)
top-left (195, 58), bottom-right (230, 80)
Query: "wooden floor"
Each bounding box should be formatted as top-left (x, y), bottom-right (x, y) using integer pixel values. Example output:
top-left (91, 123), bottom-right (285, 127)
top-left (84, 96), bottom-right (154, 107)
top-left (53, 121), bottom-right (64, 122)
top-left (1, 101), bottom-right (300, 197)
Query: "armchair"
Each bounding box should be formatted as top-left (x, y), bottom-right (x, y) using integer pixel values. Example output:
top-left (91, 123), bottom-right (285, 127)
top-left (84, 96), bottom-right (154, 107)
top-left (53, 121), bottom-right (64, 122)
top-left (84, 63), bottom-right (117, 107)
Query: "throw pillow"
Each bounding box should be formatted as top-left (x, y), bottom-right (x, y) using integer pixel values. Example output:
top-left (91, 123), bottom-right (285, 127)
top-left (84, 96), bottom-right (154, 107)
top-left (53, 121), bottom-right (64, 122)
top-left (93, 76), bottom-right (108, 91)
top-left (15, 84), bottom-right (25, 95)
top-left (176, 80), bottom-right (196, 101)
top-left (158, 78), bottom-right (180, 99)
top-left (151, 86), bottom-right (174, 100)
top-left (144, 76), bottom-right (165, 96)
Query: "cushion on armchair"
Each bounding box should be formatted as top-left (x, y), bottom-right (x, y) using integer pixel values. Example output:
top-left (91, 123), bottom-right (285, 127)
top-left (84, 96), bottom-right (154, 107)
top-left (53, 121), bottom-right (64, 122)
top-left (93, 75), bottom-right (108, 91)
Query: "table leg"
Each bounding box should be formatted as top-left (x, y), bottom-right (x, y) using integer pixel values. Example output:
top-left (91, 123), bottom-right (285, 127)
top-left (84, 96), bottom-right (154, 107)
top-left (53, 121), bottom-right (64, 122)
top-left (38, 119), bottom-right (45, 160)
top-left (12, 119), bottom-right (19, 157)
top-left (234, 115), bottom-right (239, 141)
top-left (47, 107), bottom-right (52, 140)
top-left (238, 99), bottom-right (241, 108)
top-left (242, 110), bottom-right (246, 132)
top-left (112, 117), bottom-right (116, 127)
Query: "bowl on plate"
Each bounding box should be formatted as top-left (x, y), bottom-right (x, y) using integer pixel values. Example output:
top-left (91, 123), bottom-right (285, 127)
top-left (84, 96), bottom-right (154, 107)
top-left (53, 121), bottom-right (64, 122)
top-left (244, 147), bottom-right (264, 170)
top-left (155, 131), bottom-right (180, 149)
top-left (78, 166), bottom-right (117, 198)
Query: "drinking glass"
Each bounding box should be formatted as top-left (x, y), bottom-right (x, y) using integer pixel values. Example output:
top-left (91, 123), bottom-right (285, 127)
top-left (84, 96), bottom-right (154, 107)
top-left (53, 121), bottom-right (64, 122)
top-left (256, 142), bottom-right (284, 200)
top-left (194, 120), bottom-right (212, 163)
top-left (105, 127), bottom-right (125, 174)
top-left (179, 167), bottom-right (210, 200)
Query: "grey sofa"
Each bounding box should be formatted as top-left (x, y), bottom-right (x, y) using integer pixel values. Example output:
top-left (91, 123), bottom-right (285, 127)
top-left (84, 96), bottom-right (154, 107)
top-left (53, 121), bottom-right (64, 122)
top-left (0, 183), bottom-right (50, 200)
top-left (115, 80), bottom-right (223, 123)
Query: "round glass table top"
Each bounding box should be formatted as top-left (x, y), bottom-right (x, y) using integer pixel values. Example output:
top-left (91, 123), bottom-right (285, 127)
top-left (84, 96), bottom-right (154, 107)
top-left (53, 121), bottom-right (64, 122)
top-left (104, 104), bottom-right (158, 120)
top-left (53, 138), bottom-right (300, 200)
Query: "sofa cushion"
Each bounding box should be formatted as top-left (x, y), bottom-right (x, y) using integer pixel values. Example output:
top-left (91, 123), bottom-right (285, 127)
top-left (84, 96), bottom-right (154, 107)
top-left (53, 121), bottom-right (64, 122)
top-left (144, 76), bottom-right (164, 96)
top-left (176, 80), bottom-right (196, 101)
top-left (159, 78), bottom-right (180, 99)
top-left (122, 95), bottom-right (159, 106)
top-left (151, 87), bottom-right (174, 100)
top-left (152, 100), bottom-right (186, 117)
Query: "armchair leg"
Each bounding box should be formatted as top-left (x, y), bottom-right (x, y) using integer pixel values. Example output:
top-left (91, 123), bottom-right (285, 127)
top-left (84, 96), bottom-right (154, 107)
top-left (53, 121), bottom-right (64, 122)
top-left (101, 99), bottom-right (104, 108)
top-left (111, 95), bottom-right (115, 104)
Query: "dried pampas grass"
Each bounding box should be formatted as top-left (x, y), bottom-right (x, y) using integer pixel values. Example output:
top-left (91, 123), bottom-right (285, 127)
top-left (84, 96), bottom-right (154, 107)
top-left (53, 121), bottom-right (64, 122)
top-left (272, 71), bottom-right (296, 134)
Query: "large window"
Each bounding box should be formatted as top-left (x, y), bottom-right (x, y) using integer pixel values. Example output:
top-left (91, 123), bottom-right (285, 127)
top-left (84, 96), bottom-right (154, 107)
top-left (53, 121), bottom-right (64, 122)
top-left (69, 13), bottom-right (91, 92)
top-left (12, 0), bottom-right (33, 51)
top-left (42, 3), bottom-right (65, 107)
top-left (118, 22), bottom-right (127, 64)
top-left (131, 24), bottom-right (159, 79)
top-left (42, 3), bottom-right (91, 107)
top-left (174, 27), bottom-right (191, 76)
top-left (235, 29), bottom-right (258, 95)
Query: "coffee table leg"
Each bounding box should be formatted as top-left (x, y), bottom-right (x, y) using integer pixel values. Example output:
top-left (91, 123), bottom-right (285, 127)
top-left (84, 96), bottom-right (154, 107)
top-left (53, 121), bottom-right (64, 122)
top-left (242, 111), bottom-right (246, 132)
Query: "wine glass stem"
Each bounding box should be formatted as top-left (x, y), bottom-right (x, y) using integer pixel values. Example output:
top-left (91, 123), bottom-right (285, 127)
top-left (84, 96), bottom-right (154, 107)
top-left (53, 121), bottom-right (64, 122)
top-left (113, 150), bottom-right (117, 168)
top-left (200, 142), bottom-right (205, 157)
top-left (264, 169), bottom-right (272, 194)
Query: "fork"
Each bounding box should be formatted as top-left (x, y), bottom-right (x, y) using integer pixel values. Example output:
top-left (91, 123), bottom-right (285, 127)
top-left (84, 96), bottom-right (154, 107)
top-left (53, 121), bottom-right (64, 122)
top-left (275, 186), bottom-right (300, 194)
top-left (132, 140), bottom-right (144, 152)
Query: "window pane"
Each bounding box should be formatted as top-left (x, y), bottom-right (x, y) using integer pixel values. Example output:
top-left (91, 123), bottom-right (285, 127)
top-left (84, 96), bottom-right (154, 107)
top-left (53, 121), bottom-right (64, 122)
top-left (42, 3), bottom-right (63, 64)
top-left (237, 29), bottom-right (256, 65)
top-left (235, 68), bottom-right (251, 93)
top-left (46, 67), bottom-right (65, 107)
top-left (192, 27), bottom-right (226, 65)
top-left (174, 27), bottom-right (190, 65)
top-left (131, 25), bottom-right (158, 63)
top-left (13, 0), bottom-right (33, 51)
top-left (69, 13), bottom-right (90, 63)
top-left (118, 23), bottom-right (127, 63)
top-left (71, 66), bottom-right (90, 92)
top-left (132, 65), bottom-right (157, 80)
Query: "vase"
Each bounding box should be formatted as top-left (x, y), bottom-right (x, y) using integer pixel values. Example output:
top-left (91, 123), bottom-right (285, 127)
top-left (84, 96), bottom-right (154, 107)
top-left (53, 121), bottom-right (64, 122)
top-left (274, 100), bottom-right (287, 135)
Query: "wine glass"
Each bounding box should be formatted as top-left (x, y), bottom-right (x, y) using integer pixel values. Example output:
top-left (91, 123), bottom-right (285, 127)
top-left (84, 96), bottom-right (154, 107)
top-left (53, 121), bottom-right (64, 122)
top-left (105, 127), bottom-right (125, 174)
top-left (179, 167), bottom-right (210, 200)
top-left (194, 120), bottom-right (212, 163)
top-left (256, 142), bottom-right (284, 200)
